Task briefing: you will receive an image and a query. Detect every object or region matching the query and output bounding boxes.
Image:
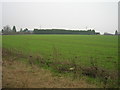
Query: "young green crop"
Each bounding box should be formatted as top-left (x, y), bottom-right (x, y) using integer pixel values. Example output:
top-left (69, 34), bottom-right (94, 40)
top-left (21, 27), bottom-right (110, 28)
top-left (2, 35), bottom-right (118, 70)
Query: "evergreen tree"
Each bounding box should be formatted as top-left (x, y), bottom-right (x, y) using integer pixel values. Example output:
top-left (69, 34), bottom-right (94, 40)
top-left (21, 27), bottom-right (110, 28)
top-left (20, 28), bottom-right (23, 32)
top-left (2, 29), bottom-right (3, 33)
top-left (23, 28), bottom-right (29, 32)
top-left (12, 26), bottom-right (16, 32)
top-left (115, 30), bottom-right (118, 35)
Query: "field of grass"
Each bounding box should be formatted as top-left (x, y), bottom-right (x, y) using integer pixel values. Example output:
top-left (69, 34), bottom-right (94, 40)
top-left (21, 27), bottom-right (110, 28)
top-left (2, 35), bottom-right (118, 88)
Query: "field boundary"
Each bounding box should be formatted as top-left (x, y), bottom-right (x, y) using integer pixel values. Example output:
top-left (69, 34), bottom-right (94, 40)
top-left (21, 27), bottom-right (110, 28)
top-left (2, 48), bottom-right (119, 88)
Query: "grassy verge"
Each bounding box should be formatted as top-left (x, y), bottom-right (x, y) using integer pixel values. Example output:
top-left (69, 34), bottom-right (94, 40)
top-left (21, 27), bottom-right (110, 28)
top-left (2, 48), bottom-right (118, 88)
top-left (3, 49), bottom-right (97, 88)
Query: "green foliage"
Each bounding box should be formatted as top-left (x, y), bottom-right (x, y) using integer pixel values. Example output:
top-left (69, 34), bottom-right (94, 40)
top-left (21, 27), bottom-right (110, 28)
top-left (2, 25), bottom-right (17, 34)
top-left (33, 29), bottom-right (99, 35)
top-left (12, 26), bottom-right (16, 32)
top-left (20, 28), bottom-right (23, 32)
top-left (23, 28), bottom-right (29, 32)
top-left (2, 29), bottom-right (3, 33)
top-left (115, 30), bottom-right (118, 35)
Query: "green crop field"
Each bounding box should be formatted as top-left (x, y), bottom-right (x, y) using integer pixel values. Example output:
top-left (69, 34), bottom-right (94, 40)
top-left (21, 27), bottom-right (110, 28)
top-left (2, 35), bottom-right (118, 70)
top-left (2, 35), bottom-right (119, 88)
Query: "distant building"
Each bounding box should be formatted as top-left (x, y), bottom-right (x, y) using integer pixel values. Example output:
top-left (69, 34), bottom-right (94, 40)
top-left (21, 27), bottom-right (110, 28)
top-left (104, 32), bottom-right (113, 35)
top-left (95, 32), bottom-right (100, 35)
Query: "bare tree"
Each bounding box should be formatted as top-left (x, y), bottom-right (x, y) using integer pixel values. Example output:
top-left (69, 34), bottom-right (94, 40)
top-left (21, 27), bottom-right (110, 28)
top-left (2, 25), bottom-right (12, 35)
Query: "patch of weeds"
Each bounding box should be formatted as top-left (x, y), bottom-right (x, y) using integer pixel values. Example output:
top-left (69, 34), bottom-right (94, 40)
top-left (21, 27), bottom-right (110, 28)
top-left (79, 57), bottom-right (118, 88)
top-left (104, 78), bottom-right (118, 88)
top-left (85, 76), bottom-right (103, 87)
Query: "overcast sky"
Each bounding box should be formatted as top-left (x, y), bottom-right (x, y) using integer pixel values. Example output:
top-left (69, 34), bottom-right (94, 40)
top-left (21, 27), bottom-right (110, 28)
top-left (0, 0), bottom-right (118, 34)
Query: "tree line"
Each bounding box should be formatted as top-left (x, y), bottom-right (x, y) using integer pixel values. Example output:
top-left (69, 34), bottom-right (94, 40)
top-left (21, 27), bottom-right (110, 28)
top-left (1, 25), bottom-right (119, 35)
top-left (33, 29), bottom-right (99, 35)
top-left (1, 25), bottom-right (32, 35)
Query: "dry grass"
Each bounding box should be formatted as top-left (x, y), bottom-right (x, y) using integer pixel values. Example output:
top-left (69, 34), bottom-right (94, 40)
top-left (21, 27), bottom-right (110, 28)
top-left (2, 57), bottom-right (96, 88)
